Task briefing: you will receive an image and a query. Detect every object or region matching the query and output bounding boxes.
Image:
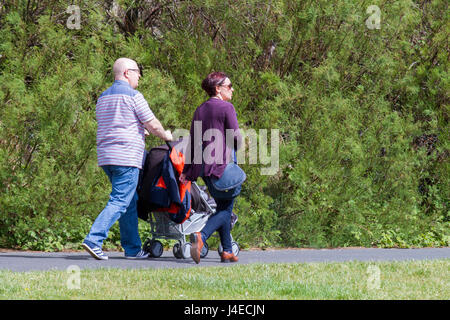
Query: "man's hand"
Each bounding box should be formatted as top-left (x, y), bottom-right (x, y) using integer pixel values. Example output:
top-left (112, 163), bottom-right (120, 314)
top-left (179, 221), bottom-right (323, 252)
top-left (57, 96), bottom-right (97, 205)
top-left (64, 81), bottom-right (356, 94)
top-left (144, 118), bottom-right (173, 141)
top-left (164, 130), bottom-right (173, 141)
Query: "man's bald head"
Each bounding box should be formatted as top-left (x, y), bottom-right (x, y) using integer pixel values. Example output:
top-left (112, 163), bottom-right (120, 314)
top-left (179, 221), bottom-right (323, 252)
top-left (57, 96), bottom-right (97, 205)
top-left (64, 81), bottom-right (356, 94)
top-left (113, 58), bottom-right (138, 78)
top-left (113, 58), bottom-right (141, 88)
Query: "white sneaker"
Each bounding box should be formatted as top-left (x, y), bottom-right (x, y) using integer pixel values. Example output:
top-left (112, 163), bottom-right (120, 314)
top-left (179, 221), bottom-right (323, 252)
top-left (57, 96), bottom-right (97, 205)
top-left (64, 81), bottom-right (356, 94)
top-left (82, 242), bottom-right (108, 260)
top-left (125, 250), bottom-right (149, 259)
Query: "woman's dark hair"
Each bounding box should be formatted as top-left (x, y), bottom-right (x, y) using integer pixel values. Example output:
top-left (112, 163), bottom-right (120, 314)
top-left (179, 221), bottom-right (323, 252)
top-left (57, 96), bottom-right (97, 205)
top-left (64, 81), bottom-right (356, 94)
top-left (201, 72), bottom-right (228, 97)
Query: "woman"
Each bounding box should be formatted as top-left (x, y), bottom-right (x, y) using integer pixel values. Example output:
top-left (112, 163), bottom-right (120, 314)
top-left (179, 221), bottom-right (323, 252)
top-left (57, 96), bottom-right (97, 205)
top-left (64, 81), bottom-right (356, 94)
top-left (180, 72), bottom-right (242, 264)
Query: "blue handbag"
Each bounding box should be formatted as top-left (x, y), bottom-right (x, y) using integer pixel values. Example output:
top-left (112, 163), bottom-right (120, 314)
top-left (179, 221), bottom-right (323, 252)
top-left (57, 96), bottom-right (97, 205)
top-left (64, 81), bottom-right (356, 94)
top-left (204, 151), bottom-right (246, 200)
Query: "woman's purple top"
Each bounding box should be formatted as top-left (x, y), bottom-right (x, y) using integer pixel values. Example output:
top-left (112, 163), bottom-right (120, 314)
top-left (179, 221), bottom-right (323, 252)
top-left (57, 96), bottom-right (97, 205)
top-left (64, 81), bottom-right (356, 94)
top-left (183, 98), bottom-right (241, 181)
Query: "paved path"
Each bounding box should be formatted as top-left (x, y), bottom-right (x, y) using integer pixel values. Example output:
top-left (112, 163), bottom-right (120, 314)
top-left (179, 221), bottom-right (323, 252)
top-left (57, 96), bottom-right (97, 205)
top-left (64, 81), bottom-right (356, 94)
top-left (1, 247), bottom-right (449, 272)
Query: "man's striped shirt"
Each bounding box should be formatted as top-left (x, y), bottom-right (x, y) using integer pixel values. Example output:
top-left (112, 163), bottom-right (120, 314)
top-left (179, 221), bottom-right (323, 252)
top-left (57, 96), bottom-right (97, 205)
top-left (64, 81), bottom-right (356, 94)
top-left (96, 80), bottom-right (154, 169)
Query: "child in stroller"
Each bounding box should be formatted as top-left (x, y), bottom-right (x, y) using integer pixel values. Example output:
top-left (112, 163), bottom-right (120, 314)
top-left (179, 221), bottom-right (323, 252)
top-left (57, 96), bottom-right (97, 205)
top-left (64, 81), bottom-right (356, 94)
top-left (137, 140), bottom-right (239, 260)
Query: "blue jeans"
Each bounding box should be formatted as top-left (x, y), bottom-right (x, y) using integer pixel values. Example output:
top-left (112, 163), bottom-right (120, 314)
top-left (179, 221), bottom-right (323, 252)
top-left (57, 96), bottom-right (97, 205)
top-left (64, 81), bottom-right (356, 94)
top-left (84, 165), bottom-right (141, 256)
top-left (200, 197), bottom-right (236, 253)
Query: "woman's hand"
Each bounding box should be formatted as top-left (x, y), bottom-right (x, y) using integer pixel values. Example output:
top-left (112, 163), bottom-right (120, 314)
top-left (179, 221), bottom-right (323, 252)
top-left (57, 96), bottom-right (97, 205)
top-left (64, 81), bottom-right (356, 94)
top-left (179, 173), bottom-right (188, 185)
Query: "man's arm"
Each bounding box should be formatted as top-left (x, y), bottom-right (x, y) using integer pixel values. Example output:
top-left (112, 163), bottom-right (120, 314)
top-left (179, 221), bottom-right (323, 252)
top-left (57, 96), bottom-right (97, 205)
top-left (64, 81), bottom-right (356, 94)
top-left (143, 118), bottom-right (173, 141)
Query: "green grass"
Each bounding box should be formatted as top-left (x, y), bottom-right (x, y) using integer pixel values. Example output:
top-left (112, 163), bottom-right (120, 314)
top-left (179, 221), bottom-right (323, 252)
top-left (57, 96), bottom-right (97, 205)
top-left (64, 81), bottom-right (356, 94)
top-left (0, 260), bottom-right (448, 299)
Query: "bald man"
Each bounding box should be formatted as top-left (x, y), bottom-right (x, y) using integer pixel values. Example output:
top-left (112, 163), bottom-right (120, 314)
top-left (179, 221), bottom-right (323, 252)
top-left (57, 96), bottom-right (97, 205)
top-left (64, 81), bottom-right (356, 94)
top-left (82, 58), bottom-right (172, 260)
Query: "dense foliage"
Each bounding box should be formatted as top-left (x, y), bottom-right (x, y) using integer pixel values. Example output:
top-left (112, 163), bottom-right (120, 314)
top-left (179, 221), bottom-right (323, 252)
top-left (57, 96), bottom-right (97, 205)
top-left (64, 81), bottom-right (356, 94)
top-left (0, 0), bottom-right (448, 250)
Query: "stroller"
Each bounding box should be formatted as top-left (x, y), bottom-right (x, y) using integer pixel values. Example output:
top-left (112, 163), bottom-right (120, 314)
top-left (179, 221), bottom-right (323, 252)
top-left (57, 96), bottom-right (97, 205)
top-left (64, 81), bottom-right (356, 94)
top-left (137, 139), bottom-right (240, 259)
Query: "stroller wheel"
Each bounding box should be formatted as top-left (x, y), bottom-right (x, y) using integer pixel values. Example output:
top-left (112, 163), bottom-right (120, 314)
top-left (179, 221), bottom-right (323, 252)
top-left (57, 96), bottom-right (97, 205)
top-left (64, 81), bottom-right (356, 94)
top-left (173, 242), bottom-right (183, 259)
top-left (147, 240), bottom-right (163, 258)
top-left (143, 239), bottom-right (152, 256)
top-left (232, 241), bottom-right (240, 256)
top-left (200, 242), bottom-right (209, 258)
top-left (181, 242), bottom-right (191, 259)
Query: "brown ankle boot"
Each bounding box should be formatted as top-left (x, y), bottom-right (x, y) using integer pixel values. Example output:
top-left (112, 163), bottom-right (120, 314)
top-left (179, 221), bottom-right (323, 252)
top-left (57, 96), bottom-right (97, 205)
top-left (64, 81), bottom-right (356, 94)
top-left (190, 232), bottom-right (203, 264)
top-left (220, 251), bottom-right (239, 263)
